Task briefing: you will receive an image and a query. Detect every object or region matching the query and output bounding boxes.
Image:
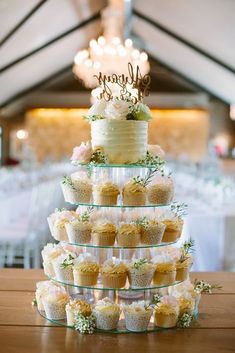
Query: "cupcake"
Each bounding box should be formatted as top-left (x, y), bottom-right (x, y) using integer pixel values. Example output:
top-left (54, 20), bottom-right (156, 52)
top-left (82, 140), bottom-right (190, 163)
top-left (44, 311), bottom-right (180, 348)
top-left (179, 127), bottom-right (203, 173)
top-left (35, 281), bottom-right (61, 311)
top-left (73, 253), bottom-right (99, 286)
top-left (152, 255), bottom-right (176, 286)
top-left (123, 301), bottom-right (153, 332)
top-left (41, 243), bottom-right (65, 277)
top-left (175, 255), bottom-right (193, 282)
top-left (178, 295), bottom-right (195, 316)
top-left (154, 295), bottom-right (179, 328)
top-left (93, 181), bottom-right (119, 205)
top-left (147, 174), bottom-right (174, 205)
top-left (91, 221), bottom-right (117, 246)
top-left (116, 223), bottom-right (140, 247)
top-left (162, 218), bottom-right (184, 243)
top-left (47, 209), bottom-right (78, 241)
top-left (61, 173), bottom-right (92, 204)
top-left (94, 298), bottom-right (120, 330)
top-left (65, 214), bottom-right (92, 244)
top-left (42, 286), bottom-right (69, 320)
top-left (66, 299), bottom-right (92, 326)
top-left (101, 258), bottom-right (128, 289)
top-left (138, 218), bottom-right (166, 245)
top-left (52, 253), bottom-right (76, 283)
top-left (122, 178), bottom-right (147, 206)
top-left (128, 259), bottom-right (155, 288)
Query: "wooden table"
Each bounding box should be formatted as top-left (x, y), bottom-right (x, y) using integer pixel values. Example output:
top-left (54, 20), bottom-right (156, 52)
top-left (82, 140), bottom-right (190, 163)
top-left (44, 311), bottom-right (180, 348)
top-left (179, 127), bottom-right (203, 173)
top-left (0, 269), bottom-right (234, 353)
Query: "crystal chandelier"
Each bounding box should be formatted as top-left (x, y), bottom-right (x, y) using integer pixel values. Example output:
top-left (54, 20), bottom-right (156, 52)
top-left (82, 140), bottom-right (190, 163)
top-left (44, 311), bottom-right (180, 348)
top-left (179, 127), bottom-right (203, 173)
top-left (73, 0), bottom-right (150, 89)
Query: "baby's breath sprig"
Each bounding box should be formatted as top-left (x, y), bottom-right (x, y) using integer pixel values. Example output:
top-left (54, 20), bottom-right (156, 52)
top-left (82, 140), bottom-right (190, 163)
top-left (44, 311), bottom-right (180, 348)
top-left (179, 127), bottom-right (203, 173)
top-left (170, 202), bottom-right (188, 218)
top-left (179, 238), bottom-right (194, 263)
top-left (83, 114), bottom-right (104, 122)
top-left (133, 168), bottom-right (158, 187)
top-left (62, 176), bottom-right (76, 190)
top-left (60, 254), bottom-right (75, 269)
top-left (89, 150), bottom-right (108, 165)
top-left (32, 298), bottom-right (37, 306)
top-left (54, 208), bottom-right (66, 213)
top-left (194, 279), bottom-right (223, 294)
top-left (136, 152), bottom-right (165, 168)
top-left (135, 216), bottom-right (150, 229)
top-left (79, 207), bottom-right (94, 223)
top-left (177, 313), bottom-right (193, 328)
top-left (133, 258), bottom-right (148, 269)
top-left (74, 313), bottom-right (96, 334)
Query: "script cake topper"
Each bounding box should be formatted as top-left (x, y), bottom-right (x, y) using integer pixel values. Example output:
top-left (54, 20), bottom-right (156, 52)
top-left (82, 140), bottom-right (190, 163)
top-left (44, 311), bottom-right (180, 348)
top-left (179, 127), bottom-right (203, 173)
top-left (93, 62), bottom-right (151, 103)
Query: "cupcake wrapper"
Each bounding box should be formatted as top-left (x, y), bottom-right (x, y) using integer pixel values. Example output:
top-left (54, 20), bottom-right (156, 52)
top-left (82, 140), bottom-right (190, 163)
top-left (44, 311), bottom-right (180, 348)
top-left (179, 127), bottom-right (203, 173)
top-left (42, 300), bottom-right (67, 320)
top-left (128, 269), bottom-right (154, 288)
top-left (154, 312), bottom-right (178, 328)
top-left (53, 226), bottom-right (68, 241)
top-left (162, 230), bottom-right (180, 243)
top-left (124, 310), bottom-right (152, 332)
top-left (95, 311), bottom-right (120, 330)
top-left (66, 226), bottom-right (91, 244)
top-left (153, 270), bottom-right (176, 286)
top-left (141, 224), bottom-right (165, 245)
top-left (176, 267), bottom-right (190, 282)
top-left (66, 308), bottom-right (75, 326)
top-left (101, 273), bottom-right (127, 289)
top-left (43, 261), bottom-right (55, 278)
top-left (73, 271), bottom-right (99, 286)
top-left (53, 264), bottom-right (74, 283)
top-left (147, 185), bottom-right (174, 205)
top-left (117, 233), bottom-right (140, 247)
top-left (122, 193), bottom-right (146, 206)
top-left (93, 193), bottom-right (118, 206)
top-left (61, 183), bottom-right (91, 204)
top-left (91, 232), bottom-right (116, 246)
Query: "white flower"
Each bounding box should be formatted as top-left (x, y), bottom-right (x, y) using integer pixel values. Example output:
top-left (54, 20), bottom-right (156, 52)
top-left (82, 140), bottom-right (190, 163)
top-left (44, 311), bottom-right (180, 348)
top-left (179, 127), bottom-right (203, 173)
top-left (148, 144), bottom-right (165, 159)
top-left (88, 100), bottom-right (107, 116)
top-left (104, 99), bottom-right (130, 120)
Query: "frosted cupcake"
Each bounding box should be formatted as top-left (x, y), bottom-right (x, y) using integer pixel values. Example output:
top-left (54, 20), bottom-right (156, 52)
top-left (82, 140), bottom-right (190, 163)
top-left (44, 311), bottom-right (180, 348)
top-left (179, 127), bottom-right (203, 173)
top-left (122, 178), bottom-right (147, 206)
top-left (94, 298), bottom-right (120, 330)
top-left (47, 209), bottom-right (78, 241)
top-left (154, 295), bottom-right (179, 328)
top-left (42, 286), bottom-right (69, 320)
top-left (138, 217), bottom-right (166, 245)
top-left (65, 210), bottom-right (92, 244)
top-left (147, 173), bottom-right (174, 205)
top-left (93, 181), bottom-right (119, 205)
top-left (91, 221), bottom-right (117, 246)
top-left (162, 218), bottom-right (184, 243)
top-left (66, 299), bottom-right (92, 326)
top-left (41, 243), bottom-right (65, 277)
top-left (35, 280), bottom-right (61, 311)
top-left (116, 223), bottom-right (140, 247)
top-left (52, 252), bottom-right (76, 283)
top-left (178, 294), bottom-right (195, 316)
top-left (128, 259), bottom-right (155, 288)
top-left (123, 301), bottom-right (153, 332)
top-left (73, 253), bottom-right (99, 286)
top-left (101, 258), bottom-right (128, 289)
top-left (152, 255), bottom-right (176, 286)
top-left (61, 173), bottom-right (92, 204)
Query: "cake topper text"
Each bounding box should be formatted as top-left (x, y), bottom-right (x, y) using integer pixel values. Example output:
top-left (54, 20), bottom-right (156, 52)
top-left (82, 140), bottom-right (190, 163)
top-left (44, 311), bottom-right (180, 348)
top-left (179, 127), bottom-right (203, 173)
top-left (94, 62), bottom-right (151, 103)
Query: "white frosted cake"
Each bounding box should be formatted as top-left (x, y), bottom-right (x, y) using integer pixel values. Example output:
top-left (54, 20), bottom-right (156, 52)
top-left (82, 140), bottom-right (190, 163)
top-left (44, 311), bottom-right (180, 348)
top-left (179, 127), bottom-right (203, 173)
top-left (91, 120), bottom-right (148, 164)
top-left (70, 97), bottom-right (164, 165)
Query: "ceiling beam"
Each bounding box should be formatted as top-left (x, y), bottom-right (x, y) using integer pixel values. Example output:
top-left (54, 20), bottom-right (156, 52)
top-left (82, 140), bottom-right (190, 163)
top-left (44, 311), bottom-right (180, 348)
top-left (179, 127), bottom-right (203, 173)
top-left (0, 11), bottom-right (101, 74)
top-left (133, 9), bottom-right (235, 75)
top-left (0, 0), bottom-right (48, 48)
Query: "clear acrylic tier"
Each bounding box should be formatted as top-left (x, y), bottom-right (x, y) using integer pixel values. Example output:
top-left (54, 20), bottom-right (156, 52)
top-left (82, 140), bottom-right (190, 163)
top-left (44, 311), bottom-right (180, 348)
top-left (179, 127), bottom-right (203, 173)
top-left (68, 201), bottom-right (171, 208)
top-left (60, 240), bottom-right (178, 249)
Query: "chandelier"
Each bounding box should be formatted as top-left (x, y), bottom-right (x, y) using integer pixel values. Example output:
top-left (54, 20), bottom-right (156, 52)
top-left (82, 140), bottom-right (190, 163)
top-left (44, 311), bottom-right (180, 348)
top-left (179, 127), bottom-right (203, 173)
top-left (73, 0), bottom-right (150, 89)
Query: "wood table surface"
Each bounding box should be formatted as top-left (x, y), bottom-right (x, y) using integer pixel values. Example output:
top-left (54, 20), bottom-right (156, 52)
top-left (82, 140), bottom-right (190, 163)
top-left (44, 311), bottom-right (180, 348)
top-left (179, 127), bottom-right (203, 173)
top-left (0, 269), bottom-right (234, 353)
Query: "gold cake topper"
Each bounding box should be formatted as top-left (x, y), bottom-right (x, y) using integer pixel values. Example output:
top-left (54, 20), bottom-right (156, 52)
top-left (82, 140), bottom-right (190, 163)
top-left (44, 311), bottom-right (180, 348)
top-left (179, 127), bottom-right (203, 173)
top-left (94, 62), bottom-right (151, 104)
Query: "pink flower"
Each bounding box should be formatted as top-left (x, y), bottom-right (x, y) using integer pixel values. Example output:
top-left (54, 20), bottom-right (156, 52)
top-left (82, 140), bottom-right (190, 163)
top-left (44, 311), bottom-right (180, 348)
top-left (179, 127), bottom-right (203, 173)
top-left (148, 144), bottom-right (165, 159)
top-left (161, 295), bottom-right (178, 307)
top-left (70, 141), bottom-right (92, 164)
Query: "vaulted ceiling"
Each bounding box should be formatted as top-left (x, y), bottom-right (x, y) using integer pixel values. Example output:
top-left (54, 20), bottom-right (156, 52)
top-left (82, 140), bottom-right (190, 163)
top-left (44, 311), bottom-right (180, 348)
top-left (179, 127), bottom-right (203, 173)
top-left (0, 0), bottom-right (234, 113)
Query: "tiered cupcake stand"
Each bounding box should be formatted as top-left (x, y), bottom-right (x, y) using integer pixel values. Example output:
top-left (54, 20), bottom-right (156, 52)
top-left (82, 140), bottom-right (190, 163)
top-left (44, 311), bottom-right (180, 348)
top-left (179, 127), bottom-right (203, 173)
top-left (38, 164), bottom-right (185, 333)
